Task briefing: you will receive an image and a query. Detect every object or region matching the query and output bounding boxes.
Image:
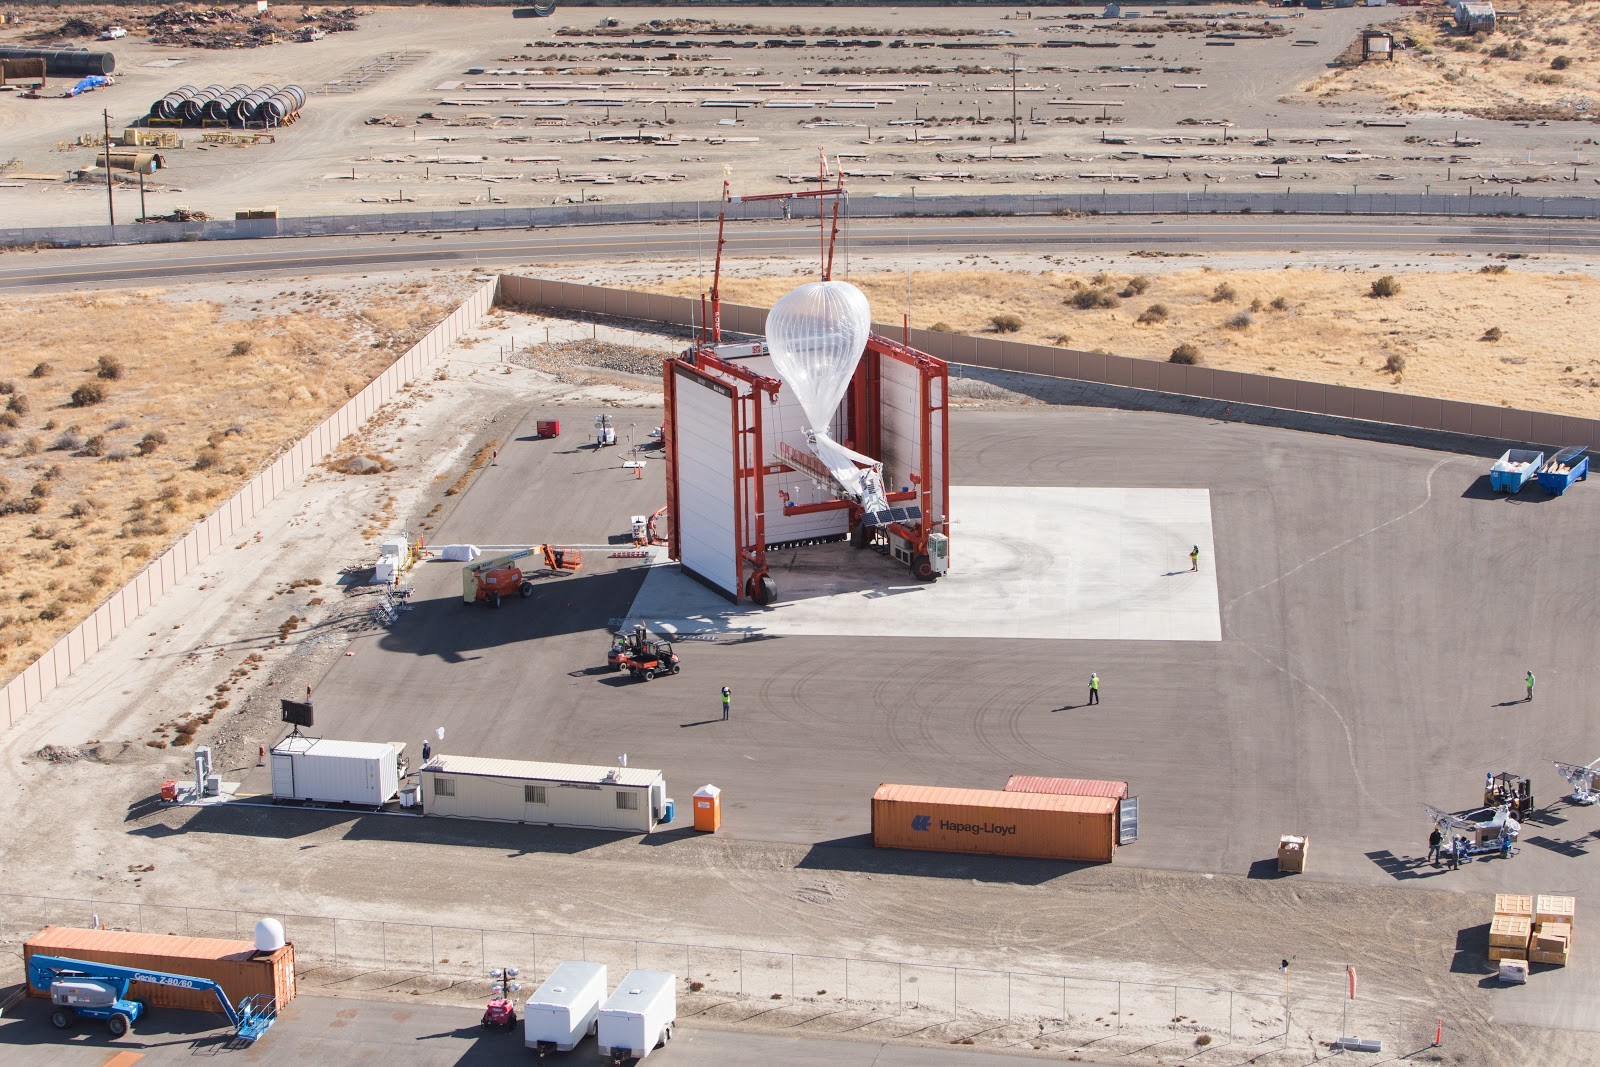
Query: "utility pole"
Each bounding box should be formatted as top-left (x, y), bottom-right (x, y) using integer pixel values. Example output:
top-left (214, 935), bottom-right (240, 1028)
top-left (1009, 52), bottom-right (1019, 144)
top-left (102, 109), bottom-right (115, 227)
top-left (137, 169), bottom-right (146, 219)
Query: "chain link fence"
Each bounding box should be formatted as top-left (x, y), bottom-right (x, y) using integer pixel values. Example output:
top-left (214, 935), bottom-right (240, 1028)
top-left (4, 190), bottom-right (1598, 249)
top-left (0, 890), bottom-right (1289, 1045)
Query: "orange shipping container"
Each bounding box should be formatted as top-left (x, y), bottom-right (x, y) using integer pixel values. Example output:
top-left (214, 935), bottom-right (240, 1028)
top-left (872, 784), bottom-right (1116, 863)
top-left (24, 927), bottom-right (296, 1015)
top-left (1003, 775), bottom-right (1129, 799)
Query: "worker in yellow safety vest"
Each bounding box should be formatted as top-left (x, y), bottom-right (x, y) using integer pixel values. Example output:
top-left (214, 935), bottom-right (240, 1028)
top-left (1088, 673), bottom-right (1100, 706)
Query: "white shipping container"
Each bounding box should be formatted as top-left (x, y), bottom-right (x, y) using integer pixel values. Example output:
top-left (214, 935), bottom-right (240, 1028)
top-left (597, 970), bottom-right (676, 1061)
top-left (270, 736), bottom-right (400, 806)
top-left (524, 960), bottom-right (607, 1053)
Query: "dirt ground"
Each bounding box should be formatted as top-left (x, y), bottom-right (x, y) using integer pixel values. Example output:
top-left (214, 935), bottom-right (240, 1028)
top-left (3, 4), bottom-right (1599, 227)
top-left (646, 262), bottom-right (1600, 418)
top-left (0, 272), bottom-right (471, 689)
top-left (1303, 0), bottom-right (1600, 121)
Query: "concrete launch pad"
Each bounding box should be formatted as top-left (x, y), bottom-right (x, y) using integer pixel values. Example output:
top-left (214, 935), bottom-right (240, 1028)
top-left (627, 486), bottom-right (1220, 641)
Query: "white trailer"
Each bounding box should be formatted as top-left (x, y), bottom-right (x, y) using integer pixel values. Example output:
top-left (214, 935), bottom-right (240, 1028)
top-left (597, 970), bottom-right (676, 1063)
top-left (270, 736), bottom-right (401, 806)
top-left (421, 755), bottom-right (669, 833)
top-left (524, 960), bottom-right (607, 1054)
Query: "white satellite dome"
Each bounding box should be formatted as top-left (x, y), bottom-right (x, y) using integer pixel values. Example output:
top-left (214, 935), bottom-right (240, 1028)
top-left (254, 917), bottom-right (286, 953)
top-left (764, 280), bottom-right (872, 431)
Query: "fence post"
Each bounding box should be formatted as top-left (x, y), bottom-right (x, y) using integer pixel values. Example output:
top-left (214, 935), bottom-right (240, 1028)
top-left (898, 963), bottom-right (903, 1013)
top-left (480, 929), bottom-right (486, 975)
top-left (953, 968), bottom-right (959, 1016)
top-left (332, 919), bottom-right (338, 965)
top-left (1007, 972), bottom-right (1012, 1020)
top-left (430, 927), bottom-right (436, 972)
top-left (739, 950), bottom-right (744, 995)
top-left (1117, 982), bottom-right (1122, 1030)
top-left (1172, 985), bottom-right (1177, 1030)
top-left (1229, 990), bottom-right (1233, 1042)
top-left (791, 954), bottom-right (795, 1002)
top-left (382, 923), bottom-right (387, 971)
top-left (845, 958), bottom-right (850, 1005)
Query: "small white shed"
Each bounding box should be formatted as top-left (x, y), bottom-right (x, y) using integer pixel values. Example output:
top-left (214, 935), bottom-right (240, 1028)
top-left (422, 754), bottom-right (668, 833)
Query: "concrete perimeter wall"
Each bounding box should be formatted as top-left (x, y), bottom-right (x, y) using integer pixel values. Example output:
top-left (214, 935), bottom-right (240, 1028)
top-left (0, 277), bottom-right (500, 729)
top-left (5, 191), bottom-right (1600, 249)
top-left (499, 274), bottom-right (1600, 450)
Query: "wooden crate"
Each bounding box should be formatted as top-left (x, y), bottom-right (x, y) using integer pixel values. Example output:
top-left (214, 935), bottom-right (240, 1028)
top-left (1535, 895), bottom-right (1576, 927)
top-left (1488, 943), bottom-right (1529, 962)
top-left (1277, 835), bottom-right (1308, 873)
top-left (1533, 922), bottom-right (1572, 953)
top-left (1494, 893), bottom-right (1534, 918)
top-left (1489, 914), bottom-right (1532, 948)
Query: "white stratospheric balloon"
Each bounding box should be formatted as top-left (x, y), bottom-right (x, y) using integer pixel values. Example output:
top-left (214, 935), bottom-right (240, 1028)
top-left (763, 280), bottom-right (872, 432)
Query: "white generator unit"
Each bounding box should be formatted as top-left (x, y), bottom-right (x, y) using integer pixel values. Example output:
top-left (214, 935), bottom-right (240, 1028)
top-left (270, 736), bottom-right (401, 806)
top-left (597, 970), bottom-right (676, 1062)
top-left (524, 960), bottom-right (607, 1054)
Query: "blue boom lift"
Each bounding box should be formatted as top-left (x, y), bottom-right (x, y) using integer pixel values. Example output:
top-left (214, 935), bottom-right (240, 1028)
top-left (27, 954), bottom-right (277, 1041)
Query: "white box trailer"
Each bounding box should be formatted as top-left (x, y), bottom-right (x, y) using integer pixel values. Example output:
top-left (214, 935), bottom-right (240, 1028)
top-left (524, 960), bottom-right (607, 1054)
top-left (270, 736), bottom-right (401, 806)
top-left (597, 970), bottom-right (676, 1062)
top-left (421, 754), bottom-right (669, 833)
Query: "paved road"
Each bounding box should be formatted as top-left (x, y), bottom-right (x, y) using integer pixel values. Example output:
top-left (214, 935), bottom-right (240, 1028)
top-left (3, 215), bottom-right (1600, 290)
top-left (0, 993), bottom-right (1090, 1065)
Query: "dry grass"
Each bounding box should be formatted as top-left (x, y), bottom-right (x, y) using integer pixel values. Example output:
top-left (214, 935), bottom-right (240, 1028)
top-left (0, 286), bottom-right (447, 680)
top-left (650, 266), bottom-right (1600, 415)
top-left (1302, 1), bottom-right (1600, 119)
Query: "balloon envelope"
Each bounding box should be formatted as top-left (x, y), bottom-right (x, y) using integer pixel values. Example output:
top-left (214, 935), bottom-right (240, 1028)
top-left (764, 280), bottom-right (871, 431)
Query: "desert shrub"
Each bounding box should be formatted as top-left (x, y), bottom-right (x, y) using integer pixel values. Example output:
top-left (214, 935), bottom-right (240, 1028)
top-left (1552, 55), bottom-right (1572, 70)
top-left (6, 394), bottom-right (28, 415)
top-left (103, 449), bottom-right (129, 463)
top-left (1136, 303), bottom-right (1170, 325)
top-left (96, 356), bottom-right (123, 380)
top-left (19, 435), bottom-right (40, 456)
top-left (1529, 72), bottom-right (1565, 85)
top-left (1226, 310), bottom-right (1255, 329)
top-left (1068, 287), bottom-right (1119, 310)
top-left (1269, 295), bottom-right (1290, 310)
top-left (1479, 263), bottom-right (1508, 274)
top-left (1119, 275), bottom-right (1151, 297)
top-left (70, 382), bottom-right (106, 407)
top-left (0, 412), bottom-right (16, 430)
top-left (989, 313), bottom-right (1023, 333)
top-left (1210, 282), bottom-right (1238, 303)
top-left (50, 430), bottom-right (85, 452)
top-left (66, 499), bottom-right (98, 519)
top-left (928, 321), bottom-right (953, 332)
top-left (193, 447), bottom-right (222, 471)
top-left (108, 417), bottom-right (131, 430)
top-left (29, 362), bottom-right (52, 379)
top-left (1169, 343), bottom-right (1201, 365)
top-left (135, 430), bottom-right (167, 456)
top-left (230, 339), bottom-right (253, 356)
top-left (1481, 326), bottom-right (1503, 342)
top-left (37, 604), bottom-right (61, 622)
top-left (1249, 297), bottom-right (1265, 313)
top-left (79, 434), bottom-right (105, 457)
top-left (30, 480), bottom-right (50, 499)
top-left (0, 380), bottom-right (12, 394)
top-left (1369, 275), bottom-right (1400, 298)
top-left (1384, 352), bottom-right (1407, 373)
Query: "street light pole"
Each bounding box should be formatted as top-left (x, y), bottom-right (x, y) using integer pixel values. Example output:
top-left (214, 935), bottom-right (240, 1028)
top-left (102, 109), bottom-right (115, 227)
top-left (1009, 52), bottom-right (1019, 144)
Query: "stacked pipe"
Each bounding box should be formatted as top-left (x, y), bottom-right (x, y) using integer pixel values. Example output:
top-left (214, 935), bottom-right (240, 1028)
top-left (150, 84), bottom-right (197, 120)
top-left (202, 84), bottom-right (251, 123)
top-left (230, 84), bottom-right (277, 124)
top-left (254, 84), bottom-right (305, 125)
top-left (179, 84), bottom-right (224, 124)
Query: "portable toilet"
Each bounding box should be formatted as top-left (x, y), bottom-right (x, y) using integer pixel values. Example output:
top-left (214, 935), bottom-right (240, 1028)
top-left (692, 785), bottom-right (722, 832)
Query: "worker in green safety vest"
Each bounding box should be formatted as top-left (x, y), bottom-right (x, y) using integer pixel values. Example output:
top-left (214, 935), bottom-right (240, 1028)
top-left (1088, 672), bottom-right (1100, 706)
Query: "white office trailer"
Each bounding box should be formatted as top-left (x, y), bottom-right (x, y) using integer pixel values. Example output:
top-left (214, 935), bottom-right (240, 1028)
top-left (270, 736), bottom-right (401, 806)
top-left (524, 960), bottom-right (607, 1054)
top-left (421, 755), bottom-right (670, 833)
top-left (597, 969), bottom-right (677, 1062)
